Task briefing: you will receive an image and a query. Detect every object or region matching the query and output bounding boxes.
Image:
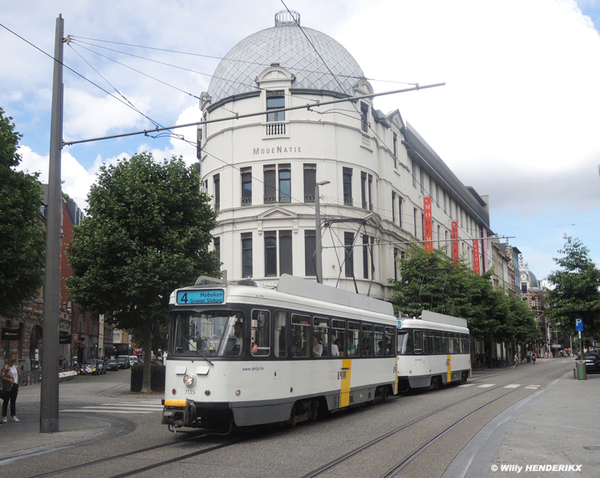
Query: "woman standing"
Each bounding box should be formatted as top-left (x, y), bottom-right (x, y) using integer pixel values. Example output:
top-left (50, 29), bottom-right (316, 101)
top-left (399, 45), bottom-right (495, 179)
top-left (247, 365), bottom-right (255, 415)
top-left (1, 353), bottom-right (22, 423)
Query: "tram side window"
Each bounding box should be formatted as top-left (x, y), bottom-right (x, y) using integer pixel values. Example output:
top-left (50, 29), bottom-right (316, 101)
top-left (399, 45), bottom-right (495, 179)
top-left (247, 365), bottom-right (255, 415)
top-left (347, 321), bottom-right (360, 356)
top-left (251, 309), bottom-right (270, 356)
top-left (313, 317), bottom-right (329, 357)
top-left (422, 331), bottom-right (429, 354)
top-left (448, 333), bottom-right (455, 354)
top-left (413, 330), bottom-right (422, 354)
top-left (362, 324), bottom-right (373, 356)
top-left (461, 335), bottom-right (470, 354)
top-left (274, 311), bottom-right (288, 357)
top-left (331, 319), bottom-right (346, 357)
top-left (436, 334), bottom-right (446, 354)
top-left (291, 314), bottom-right (310, 357)
top-left (385, 327), bottom-right (395, 355)
top-left (374, 325), bottom-right (384, 356)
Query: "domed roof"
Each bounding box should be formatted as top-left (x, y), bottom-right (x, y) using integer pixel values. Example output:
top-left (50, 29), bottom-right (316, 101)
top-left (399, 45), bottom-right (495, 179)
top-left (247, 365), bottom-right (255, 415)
top-left (207, 11), bottom-right (365, 105)
top-left (520, 267), bottom-right (539, 289)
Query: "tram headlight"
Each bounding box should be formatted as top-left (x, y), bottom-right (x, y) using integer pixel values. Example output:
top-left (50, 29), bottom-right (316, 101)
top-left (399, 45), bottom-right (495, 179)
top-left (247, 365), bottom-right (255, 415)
top-left (183, 374), bottom-right (195, 387)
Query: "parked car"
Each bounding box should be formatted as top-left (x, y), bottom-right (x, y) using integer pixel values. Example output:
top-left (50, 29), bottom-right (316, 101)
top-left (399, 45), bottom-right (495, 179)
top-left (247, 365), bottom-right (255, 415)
top-left (117, 356), bottom-right (129, 369)
top-left (83, 359), bottom-right (102, 375)
top-left (584, 353), bottom-right (600, 373)
top-left (105, 358), bottom-right (119, 371)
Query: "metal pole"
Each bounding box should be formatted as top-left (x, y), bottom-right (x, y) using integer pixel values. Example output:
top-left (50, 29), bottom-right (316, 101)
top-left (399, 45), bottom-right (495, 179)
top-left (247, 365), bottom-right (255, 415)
top-left (315, 180), bottom-right (330, 284)
top-left (40, 14), bottom-right (64, 434)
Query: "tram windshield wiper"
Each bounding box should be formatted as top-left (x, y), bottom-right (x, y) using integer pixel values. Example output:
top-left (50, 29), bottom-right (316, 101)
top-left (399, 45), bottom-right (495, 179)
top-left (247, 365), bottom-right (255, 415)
top-left (178, 335), bottom-right (214, 366)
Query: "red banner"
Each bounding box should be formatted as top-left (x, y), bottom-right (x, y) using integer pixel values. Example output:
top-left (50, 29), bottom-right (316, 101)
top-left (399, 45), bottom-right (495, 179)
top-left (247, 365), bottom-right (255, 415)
top-left (451, 221), bottom-right (459, 263)
top-left (473, 239), bottom-right (480, 275)
top-left (424, 197), bottom-right (433, 252)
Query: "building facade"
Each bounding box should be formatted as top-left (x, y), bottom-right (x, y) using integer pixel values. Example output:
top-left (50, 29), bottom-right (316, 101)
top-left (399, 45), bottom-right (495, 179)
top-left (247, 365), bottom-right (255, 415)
top-left (199, 11), bottom-right (492, 301)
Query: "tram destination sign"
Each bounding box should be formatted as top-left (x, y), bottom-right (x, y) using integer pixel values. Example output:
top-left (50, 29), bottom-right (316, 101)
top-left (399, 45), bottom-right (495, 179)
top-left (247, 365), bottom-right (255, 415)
top-left (177, 289), bottom-right (224, 305)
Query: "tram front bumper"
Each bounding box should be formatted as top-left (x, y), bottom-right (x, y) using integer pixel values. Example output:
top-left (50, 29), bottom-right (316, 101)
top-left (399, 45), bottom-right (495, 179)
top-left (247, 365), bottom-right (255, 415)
top-left (162, 399), bottom-right (196, 427)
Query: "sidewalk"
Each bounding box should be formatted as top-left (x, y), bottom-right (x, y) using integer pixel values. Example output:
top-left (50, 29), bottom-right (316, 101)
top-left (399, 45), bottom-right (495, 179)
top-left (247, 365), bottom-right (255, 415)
top-left (446, 358), bottom-right (600, 478)
top-left (0, 375), bottom-right (132, 464)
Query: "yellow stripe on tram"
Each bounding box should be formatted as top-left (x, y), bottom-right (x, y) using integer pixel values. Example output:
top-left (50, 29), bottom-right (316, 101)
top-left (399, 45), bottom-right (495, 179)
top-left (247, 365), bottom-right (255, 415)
top-left (340, 358), bottom-right (352, 408)
top-left (394, 356), bottom-right (399, 395)
top-left (447, 354), bottom-right (452, 383)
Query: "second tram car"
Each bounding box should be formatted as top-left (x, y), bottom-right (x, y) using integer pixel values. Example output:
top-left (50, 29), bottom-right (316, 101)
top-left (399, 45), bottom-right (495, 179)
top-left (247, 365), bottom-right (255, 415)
top-left (396, 311), bottom-right (470, 391)
top-left (162, 274), bottom-right (398, 432)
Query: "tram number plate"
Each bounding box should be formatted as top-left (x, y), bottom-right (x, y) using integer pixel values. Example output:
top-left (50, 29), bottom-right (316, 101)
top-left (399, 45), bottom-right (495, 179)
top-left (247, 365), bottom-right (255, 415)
top-left (337, 370), bottom-right (347, 380)
top-left (177, 289), bottom-right (224, 304)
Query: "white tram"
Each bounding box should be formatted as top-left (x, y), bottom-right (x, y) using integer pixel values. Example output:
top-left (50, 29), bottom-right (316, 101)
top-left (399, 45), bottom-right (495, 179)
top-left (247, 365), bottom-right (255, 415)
top-left (161, 274), bottom-right (398, 431)
top-left (396, 311), bottom-right (471, 391)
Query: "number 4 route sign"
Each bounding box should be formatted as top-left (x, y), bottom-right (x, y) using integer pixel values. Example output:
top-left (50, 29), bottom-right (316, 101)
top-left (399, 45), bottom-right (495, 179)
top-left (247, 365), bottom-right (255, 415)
top-left (575, 318), bottom-right (584, 332)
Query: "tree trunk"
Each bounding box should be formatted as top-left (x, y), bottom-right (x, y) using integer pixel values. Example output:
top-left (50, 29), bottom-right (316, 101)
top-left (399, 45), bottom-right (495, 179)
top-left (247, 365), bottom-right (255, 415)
top-left (141, 328), bottom-right (152, 393)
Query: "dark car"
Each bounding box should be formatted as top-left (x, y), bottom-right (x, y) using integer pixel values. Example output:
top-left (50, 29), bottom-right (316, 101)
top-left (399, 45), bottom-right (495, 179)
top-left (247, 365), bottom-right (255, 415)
top-left (584, 353), bottom-right (600, 373)
top-left (105, 358), bottom-right (119, 371)
top-left (117, 357), bottom-right (128, 369)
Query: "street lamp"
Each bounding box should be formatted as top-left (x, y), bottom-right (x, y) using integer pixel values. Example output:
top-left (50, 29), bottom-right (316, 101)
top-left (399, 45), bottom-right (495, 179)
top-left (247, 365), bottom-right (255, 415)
top-left (315, 180), bottom-right (330, 284)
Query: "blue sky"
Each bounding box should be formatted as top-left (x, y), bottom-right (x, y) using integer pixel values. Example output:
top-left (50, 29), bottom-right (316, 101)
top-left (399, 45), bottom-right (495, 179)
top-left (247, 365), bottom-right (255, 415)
top-left (2, 0), bottom-right (599, 280)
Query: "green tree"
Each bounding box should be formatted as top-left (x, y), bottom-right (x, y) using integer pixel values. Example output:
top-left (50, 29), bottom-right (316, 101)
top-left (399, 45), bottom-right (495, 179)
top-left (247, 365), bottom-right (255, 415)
top-left (67, 153), bottom-right (220, 391)
top-left (390, 243), bottom-right (538, 345)
top-left (0, 107), bottom-right (45, 318)
top-left (545, 236), bottom-right (600, 343)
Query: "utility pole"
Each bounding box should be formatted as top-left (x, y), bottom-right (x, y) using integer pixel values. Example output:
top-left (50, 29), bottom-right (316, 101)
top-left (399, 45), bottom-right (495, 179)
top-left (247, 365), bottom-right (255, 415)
top-left (40, 14), bottom-right (64, 434)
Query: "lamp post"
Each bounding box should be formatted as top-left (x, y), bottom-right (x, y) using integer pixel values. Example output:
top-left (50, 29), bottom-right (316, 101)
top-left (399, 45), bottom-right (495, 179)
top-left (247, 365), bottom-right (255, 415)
top-left (315, 180), bottom-right (330, 284)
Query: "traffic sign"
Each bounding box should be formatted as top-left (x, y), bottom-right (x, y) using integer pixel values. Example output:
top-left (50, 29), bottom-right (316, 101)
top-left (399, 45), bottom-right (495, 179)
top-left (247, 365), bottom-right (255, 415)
top-left (575, 317), bottom-right (583, 332)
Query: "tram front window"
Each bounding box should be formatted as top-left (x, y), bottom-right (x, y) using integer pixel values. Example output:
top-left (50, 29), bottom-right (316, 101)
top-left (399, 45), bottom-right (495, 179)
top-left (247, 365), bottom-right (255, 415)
top-left (172, 311), bottom-right (244, 356)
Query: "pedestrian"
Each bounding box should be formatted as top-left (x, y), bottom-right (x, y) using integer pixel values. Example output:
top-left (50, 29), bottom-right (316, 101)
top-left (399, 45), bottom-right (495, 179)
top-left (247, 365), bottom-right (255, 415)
top-left (532, 352), bottom-right (536, 364)
top-left (513, 352), bottom-right (519, 369)
top-left (1, 353), bottom-right (23, 423)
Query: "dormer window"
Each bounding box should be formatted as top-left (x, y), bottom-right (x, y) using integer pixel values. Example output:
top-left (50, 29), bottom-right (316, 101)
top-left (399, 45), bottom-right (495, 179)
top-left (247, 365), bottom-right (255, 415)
top-left (267, 90), bottom-right (285, 122)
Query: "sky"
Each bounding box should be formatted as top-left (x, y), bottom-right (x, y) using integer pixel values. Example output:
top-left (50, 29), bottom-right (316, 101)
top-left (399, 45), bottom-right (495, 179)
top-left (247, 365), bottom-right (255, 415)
top-left (1, 0), bottom-right (599, 280)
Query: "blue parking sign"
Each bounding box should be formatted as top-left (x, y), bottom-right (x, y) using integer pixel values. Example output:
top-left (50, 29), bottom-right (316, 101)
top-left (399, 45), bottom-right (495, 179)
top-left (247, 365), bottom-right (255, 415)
top-left (575, 317), bottom-right (583, 332)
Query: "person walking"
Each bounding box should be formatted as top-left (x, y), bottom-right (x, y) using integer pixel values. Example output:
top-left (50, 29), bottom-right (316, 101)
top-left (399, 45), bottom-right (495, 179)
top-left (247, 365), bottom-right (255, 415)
top-left (532, 352), bottom-right (536, 364)
top-left (1, 353), bottom-right (23, 423)
top-left (513, 352), bottom-right (519, 369)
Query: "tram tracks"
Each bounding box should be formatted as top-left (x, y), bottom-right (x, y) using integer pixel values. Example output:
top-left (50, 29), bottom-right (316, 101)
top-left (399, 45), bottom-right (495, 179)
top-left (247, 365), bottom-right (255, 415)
top-left (302, 365), bottom-right (571, 478)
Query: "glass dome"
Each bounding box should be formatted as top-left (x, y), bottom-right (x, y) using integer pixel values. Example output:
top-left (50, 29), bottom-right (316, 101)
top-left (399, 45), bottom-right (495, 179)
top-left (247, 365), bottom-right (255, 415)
top-left (207, 11), bottom-right (365, 105)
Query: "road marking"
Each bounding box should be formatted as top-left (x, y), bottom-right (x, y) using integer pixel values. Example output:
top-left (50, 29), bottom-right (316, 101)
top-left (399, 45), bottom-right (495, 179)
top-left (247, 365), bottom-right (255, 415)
top-left (458, 384), bottom-right (474, 388)
top-left (478, 384), bottom-right (494, 388)
top-left (525, 385), bottom-right (540, 389)
top-left (61, 402), bottom-right (163, 414)
top-left (504, 384), bottom-right (520, 388)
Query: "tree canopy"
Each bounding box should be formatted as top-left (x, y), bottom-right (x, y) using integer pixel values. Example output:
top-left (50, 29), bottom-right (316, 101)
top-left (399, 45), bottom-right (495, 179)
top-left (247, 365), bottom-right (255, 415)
top-left (390, 244), bottom-right (538, 345)
top-left (0, 107), bottom-right (45, 318)
top-left (67, 152), bottom-right (220, 390)
top-left (545, 236), bottom-right (600, 342)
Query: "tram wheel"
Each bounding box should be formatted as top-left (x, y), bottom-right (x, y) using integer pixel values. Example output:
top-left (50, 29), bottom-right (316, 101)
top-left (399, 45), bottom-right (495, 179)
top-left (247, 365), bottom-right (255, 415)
top-left (430, 376), bottom-right (441, 391)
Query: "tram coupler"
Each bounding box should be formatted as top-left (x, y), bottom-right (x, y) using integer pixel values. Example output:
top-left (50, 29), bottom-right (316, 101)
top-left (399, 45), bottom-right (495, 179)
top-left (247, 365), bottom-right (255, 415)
top-left (162, 399), bottom-right (197, 428)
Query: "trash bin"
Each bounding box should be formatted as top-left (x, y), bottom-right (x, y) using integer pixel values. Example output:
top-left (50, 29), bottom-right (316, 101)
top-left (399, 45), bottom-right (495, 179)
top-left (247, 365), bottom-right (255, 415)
top-left (575, 360), bottom-right (587, 380)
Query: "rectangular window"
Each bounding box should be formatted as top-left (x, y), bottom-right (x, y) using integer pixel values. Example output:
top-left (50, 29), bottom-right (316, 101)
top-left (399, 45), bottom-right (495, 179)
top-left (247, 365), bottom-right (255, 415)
top-left (251, 309), bottom-right (270, 356)
top-left (304, 230), bottom-right (316, 277)
top-left (343, 167), bottom-right (353, 206)
top-left (392, 192), bottom-right (396, 223)
top-left (313, 317), bottom-right (329, 357)
top-left (264, 231), bottom-right (277, 277)
top-left (279, 230), bottom-right (292, 276)
top-left (398, 196), bottom-right (403, 227)
top-left (362, 324), bottom-right (373, 356)
top-left (291, 314), bottom-right (310, 358)
top-left (331, 319), bottom-right (346, 357)
top-left (348, 321), bottom-right (360, 356)
top-left (413, 330), bottom-right (422, 354)
top-left (241, 233), bottom-right (253, 278)
top-left (420, 168), bottom-right (425, 195)
top-left (368, 174), bottom-right (373, 211)
top-left (362, 234), bottom-right (369, 279)
top-left (266, 90), bottom-right (285, 122)
top-left (274, 311), bottom-right (287, 357)
top-left (213, 174), bottom-right (220, 211)
top-left (436, 182), bottom-right (440, 204)
top-left (241, 167), bottom-right (252, 206)
top-left (360, 102), bottom-right (369, 133)
top-left (393, 133), bottom-right (398, 169)
top-left (413, 208), bottom-right (418, 237)
top-left (361, 172), bottom-right (367, 209)
top-left (412, 163), bottom-right (417, 189)
top-left (303, 164), bottom-right (316, 202)
top-left (429, 176), bottom-right (433, 197)
top-left (344, 232), bottom-right (354, 278)
top-left (214, 237), bottom-right (220, 261)
top-left (393, 248), bottom-right (399, 281)
top-left (374, 325), bottom-right (384, 356)
top-left (278, 164), bottom-right (291, 203)
top-left (264, 165), bottom-right (276, 204)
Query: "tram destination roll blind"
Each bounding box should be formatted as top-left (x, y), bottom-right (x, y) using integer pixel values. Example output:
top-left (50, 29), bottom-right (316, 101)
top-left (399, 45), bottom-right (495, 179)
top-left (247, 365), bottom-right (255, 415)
top-left (177, 289), bottom-right (224, 304)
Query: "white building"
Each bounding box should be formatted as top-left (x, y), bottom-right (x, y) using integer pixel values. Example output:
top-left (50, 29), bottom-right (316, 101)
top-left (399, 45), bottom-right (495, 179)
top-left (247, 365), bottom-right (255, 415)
top-left (199, 11), bottom-right (492, 301)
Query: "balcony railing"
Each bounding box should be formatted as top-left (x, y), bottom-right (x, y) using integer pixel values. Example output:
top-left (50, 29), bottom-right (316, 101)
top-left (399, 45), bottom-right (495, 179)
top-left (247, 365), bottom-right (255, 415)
top-left (265, 121), bottom-right (287, 136)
